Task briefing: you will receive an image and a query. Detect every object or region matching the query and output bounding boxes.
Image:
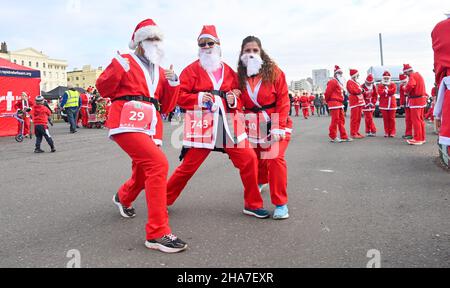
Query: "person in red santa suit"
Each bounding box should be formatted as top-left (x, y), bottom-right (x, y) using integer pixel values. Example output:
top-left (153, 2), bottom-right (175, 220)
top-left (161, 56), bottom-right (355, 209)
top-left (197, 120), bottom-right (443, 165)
top-left (403, 64), bottom-right (428, 145)
top-left (361, 74), bottom-right (378, 137)
top-left (237, 36), bottom-right (292, 220)
top-left (377, 71), bottom-right (398, 138)
top-left (15, 92), bottom-right (34, 138)
top-left (95, 19), bottom-right (187, 253)
top-left (293, 93), bottom-right (301, 117)
top-left (346, 69), bottom-right (365, 139)
top-left (399, 74), bottom-right (413, 140)
top-left (325, 65), bottom-right (351, 143)
top-left (425, 85), bottom-right (437, 122)
top-left (434, 75), bottom-right (450, 147)
top-left (166, 26), bottom-right (269, 219)
top-left (309, 94), bottom-right (315, 116)
top-left (432, 13), bottom-right (450, 87)
top-left (300, 92), bottom-right (310, 119)
top-left (78, 87), bottom-right (93, 128)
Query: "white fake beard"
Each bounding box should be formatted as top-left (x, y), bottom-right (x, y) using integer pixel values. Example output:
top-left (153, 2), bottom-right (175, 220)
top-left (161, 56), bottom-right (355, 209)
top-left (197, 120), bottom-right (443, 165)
top-left (199, 45), bottom-right (222, 73)
top-left (141, 40), bottom-right (164, 66)
top-left (365, 83), bottom-right (374, 91)
top-left (336, 75), bottom-right (346, 86)
top-left (382, 78), bottom-right (391, 85)
top-left (241, 53), bottom-right (264, 77)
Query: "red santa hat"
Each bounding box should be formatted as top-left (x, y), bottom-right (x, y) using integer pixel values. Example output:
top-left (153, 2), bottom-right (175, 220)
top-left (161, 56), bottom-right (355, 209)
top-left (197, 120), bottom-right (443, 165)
top-left (366, 74), bottom-right (374, 84)
top-left (399, 74), bottom-right (408, 81)
top-left (383, 71), bottom-right (391, 78)
top-left (403, 64), bottom-right (413, 73)
top-left (334, 65), bottom-right (343, 74)
top-left (129, 19), bottom-right (164, 50)
top-left (349, 69), bottom-right (359, 78)
top-left (198, 25), bottom-right (220, 43)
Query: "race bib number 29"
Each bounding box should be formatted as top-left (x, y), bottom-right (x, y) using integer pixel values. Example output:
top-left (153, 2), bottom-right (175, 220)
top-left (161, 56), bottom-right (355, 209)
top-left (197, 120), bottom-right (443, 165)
top-left (119, 101), bottom-right (155, 130)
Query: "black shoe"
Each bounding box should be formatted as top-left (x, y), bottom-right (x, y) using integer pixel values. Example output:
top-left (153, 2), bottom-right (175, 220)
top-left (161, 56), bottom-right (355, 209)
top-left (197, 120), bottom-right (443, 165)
top-left (112, 194), bottom-right (136, 218)
top-left (145, 234), bottom-right (188, 254)
top-left (51, 148), bottom-right (56, 153)
top-left (70, 130), bottom-right (78, 134)
top-left (34, 149), bottom-right (45, 154)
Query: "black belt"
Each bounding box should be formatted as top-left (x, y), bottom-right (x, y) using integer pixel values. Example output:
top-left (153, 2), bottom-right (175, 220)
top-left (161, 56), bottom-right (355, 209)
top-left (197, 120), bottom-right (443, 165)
top-left (210, 90), bottom-right (228, 99)
top-left (408, 95), bottom-right (425, 99)
top-left (113, 96), bottom-right (161, 111)
top-left (249, 102), bottom-right (277, 113)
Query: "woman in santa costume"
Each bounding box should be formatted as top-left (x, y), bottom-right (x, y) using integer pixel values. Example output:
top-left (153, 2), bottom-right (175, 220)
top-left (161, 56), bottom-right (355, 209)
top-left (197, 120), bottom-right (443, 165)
top-left (15, 92), bottom-right (34, 138)
top-left (399, 74), bottom-right (413, 140)
top-left (377, 71), bottom-right (397, 138)
top-left (324, 66), bottom-right (351, 143)
top-left (361, 74), bottom-right (378, 137)
top-left (294, 93), bottom-right (301, 117)
top-left (96, 19), bottom-right (187, 253)
top-left (346, 69), bottom-right (365, 139)
top-left (166, 26), bottom-right (269, 219)
top-left (237, 36), bottom-right (292, 220)
top-left (403, 64), bottom-right (428, 145)
top-left (300, 92), bottom-right (310, 119)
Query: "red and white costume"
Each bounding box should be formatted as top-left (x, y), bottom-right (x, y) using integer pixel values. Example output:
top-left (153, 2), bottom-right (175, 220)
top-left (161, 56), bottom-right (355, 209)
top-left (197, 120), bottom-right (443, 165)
top-left (347, 69), bottom-right (365, 137)
top-left (324, 66), bottom-right (349, 140)
top-left (377, 71), bottom-right (397, 137)
top-left (293, 95), bottom-right (301, 117)
top-left (432, 15), bottom-right (450, 86)
top-left (404, 65), bottom-right (428, 143)
top-left (14, 96), bottom-right (34, 136)
top-left (309, 95), bottom-right (315, 116)
top-left (399, 74), bottom-right (413, 137)
top-left (425, 87), bottom-right (436, 121)
top-left (96, 19), bottom-right (179, 241)
top-left (240, 67), bottom-right (292, 206)
top-left (166, 25), bottom-right (264, 211)
top-left (435, 76), bottom-right (450, 145)
top-left (300, 94), bottom-right (310, 119)
top-left (362, 74), bottom-right (378, 135)
top-left (79, 91), bottom-right (92, 127)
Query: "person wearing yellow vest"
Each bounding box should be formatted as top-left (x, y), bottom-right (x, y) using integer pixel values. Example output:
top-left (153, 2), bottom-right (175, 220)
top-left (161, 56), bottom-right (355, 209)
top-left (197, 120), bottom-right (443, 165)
top-left (60, 86), bottom-right (81, 133)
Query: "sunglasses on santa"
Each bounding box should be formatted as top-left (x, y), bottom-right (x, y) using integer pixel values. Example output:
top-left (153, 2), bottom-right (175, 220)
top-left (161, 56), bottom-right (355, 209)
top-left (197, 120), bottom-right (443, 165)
top-left (198, 41), bottom-right (217, 48)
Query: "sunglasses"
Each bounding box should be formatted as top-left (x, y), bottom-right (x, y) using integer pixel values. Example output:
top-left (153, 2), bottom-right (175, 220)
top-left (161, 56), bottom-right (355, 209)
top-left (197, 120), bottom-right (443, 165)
top-left (244, 49), bottom-right (260, 53)
top-left (198, 42), bottom-right (216, 48)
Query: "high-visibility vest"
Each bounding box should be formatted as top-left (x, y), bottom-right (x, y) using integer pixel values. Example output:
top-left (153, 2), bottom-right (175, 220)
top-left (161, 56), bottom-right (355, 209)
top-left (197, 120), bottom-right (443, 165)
top-left (64, 90), bottom-right (80, 108)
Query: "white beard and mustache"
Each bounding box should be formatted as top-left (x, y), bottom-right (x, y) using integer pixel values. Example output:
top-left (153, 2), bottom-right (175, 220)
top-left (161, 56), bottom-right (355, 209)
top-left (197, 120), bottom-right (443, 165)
top-left (336, 75), bottom-right (346, 86)
top-left (141, 40), bottom-right (164, 66)
top-left (241, 53), bottom-right (264, 77)
top-left (199, 45), bottom-right (222, 73)
top-left (382, 78), bottom-right (391, 85)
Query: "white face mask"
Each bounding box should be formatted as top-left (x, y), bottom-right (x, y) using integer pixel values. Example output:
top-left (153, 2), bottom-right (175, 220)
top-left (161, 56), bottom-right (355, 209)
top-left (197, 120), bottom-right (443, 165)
top-left (198, 45), bottom-right (222, 73)
top-left (141, 40), bottom-right (164, 65)
top-left (241, 53), bottom-right (264, 77)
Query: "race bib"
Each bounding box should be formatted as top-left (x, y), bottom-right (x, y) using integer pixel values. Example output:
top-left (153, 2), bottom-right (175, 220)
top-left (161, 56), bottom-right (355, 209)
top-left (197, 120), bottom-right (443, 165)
top-left (245, 113), bottom-right (270, 143)
top-left (119, 101), bottom-right (156, 131)
top-left (184, 110), bottom-right (215, 146)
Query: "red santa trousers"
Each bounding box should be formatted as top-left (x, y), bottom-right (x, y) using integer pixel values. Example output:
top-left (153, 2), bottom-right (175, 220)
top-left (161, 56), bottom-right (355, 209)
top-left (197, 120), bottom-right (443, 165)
top-left (381, 110), bottom-right (397, 136)
top-left (302, 108), bottom-right (310, 119)
top-left (80, 107), bottom-right (89, 127)
top-left (404, 108), bottom-right (413, 137)
top-left (329, 108), bottom-right (348, 140)
top-left (18, 116), bottom-right (31, 136)
top-left (364, 111), bottom-right (377, 134)
top-left (255, 138), bottom-right (290, 206)
top-left (294, 106), bottom-right (300, 117)
top-left (410, 108), bottom-right (426, 142)
top-left (350, 106), bottom-right (363, 136)
top-left (114, 133), bottom-right (171, 240)
top-left (167, 143), bottom-right (264, 210)
top-left (310, 106), bottom-right (315, 116)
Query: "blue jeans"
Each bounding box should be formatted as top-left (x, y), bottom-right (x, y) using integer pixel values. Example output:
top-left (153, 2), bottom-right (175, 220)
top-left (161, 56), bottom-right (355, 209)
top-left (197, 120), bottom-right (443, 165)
top-left (66, 107), bottom-right (78, 132)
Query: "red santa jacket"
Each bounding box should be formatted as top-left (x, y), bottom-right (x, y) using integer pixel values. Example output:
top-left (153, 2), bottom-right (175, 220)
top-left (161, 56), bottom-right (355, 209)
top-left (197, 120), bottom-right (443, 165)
top-left (300, 95), bottom-right (310, 108)
top-left (399, 84), bottom-right (408, 108)
top-left (309, 95), bottom-right (315, 107)
top-left (293, 96), bottom-right (301, 106)
top-left (15, 98), bottom-right (34, 117)
top-left (96, 53), bottom-right (179, 146)
top-left (377, 83), bottom-right (397, 110)
top-left (432, 18), bottom-right (450, 84)
top-left (80, 93), bottom-right (91, 109)
top-left (347, 79), bottom-right (365, 109)
top-left (240, 67), bottom-right (293, 139)
top-left (178, 60), bottom-right (246, 148)
top-left (362, 84), bottom-right (378, 112)
top-left (324, 78), bottom-right (345, 109)
top-left (32, 104), bottom-right (51, 127)
top-left (405, 72), bottom-right (427, 108)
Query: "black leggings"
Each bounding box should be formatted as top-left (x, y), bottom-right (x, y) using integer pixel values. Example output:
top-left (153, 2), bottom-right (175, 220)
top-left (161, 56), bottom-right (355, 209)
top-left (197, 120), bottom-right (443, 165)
top-left (35, 125), bottom-right (54, 149)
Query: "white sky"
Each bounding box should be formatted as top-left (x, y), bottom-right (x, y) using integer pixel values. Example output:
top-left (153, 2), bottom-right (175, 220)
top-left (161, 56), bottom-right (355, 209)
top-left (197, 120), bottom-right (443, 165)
top-left (1, 0), bottom-right (448, 89)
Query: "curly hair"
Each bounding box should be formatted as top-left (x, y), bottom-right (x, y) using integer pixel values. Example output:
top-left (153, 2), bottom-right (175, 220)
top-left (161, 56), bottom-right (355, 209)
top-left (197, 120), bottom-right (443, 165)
top-left (238, 36), bottom-right (278, 91)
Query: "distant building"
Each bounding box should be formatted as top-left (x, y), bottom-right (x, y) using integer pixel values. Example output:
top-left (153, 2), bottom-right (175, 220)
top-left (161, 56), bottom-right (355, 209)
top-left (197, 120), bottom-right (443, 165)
top-left (67, 65), bottom-right (103, 89)
top-left (290, 79), bottom-right (313, 93)
top-left (0, 44), bottom-right (68, 92)
top-left (312, 69), bottom-right (331, 92)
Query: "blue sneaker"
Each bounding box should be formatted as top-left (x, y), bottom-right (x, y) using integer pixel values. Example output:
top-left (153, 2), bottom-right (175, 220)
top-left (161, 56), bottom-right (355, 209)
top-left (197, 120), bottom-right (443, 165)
top-left (243, 208), bottom-right (270, 219)
top-left (273, 205), bottom-right (289, 220)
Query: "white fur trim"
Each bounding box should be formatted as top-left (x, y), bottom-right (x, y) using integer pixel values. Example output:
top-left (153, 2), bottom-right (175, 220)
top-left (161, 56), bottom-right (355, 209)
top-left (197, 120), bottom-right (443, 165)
top-left (129, 26), bottom-right (164, 50)
top-left (228, 93), bottom-right (238, 109)
top-left (198, 34), bottom-right (219, 42)
top-left (271, 129), bottom-right (286, 136)
top-left (439, 136), bottom-right (450, 146)
top-left (198, 92), bottom-right (205, 108)
top-left (114, 55), bottom-right (130, 72)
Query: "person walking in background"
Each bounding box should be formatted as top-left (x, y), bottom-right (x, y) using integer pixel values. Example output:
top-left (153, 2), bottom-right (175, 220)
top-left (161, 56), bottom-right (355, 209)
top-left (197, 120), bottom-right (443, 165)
top-left (300, 92), bottom-right (310, 119)
top-left (314, 94), bottom-right (322, 116)
top-left (309, 93), bottom-right (315, 116)
top-left (377, 71), bottom-right (397, 138)
top-left (32, 96), bottom-right (55, 153)
top-left (60, 85), bottom-right (81, 134)
top-left (293, 93), bottom-right (301, 117)
top-left (362, 74), bottom-right (378, 137)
